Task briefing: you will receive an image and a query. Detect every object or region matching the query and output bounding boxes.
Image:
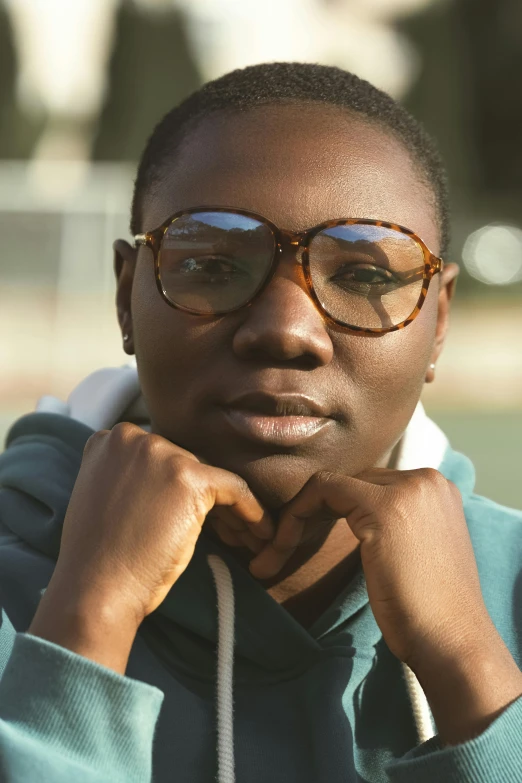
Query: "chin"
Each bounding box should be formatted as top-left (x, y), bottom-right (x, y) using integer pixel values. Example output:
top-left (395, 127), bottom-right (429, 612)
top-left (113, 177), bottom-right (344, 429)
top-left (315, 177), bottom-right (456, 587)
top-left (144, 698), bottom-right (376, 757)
top-left (218, 452), bottom-right (330, 511)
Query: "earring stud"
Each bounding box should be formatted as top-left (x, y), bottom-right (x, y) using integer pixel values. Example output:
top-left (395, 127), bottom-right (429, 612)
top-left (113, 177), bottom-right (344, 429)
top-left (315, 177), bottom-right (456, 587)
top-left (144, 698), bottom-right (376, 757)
top-left (123, 334), bottom-right (130, 342)
top-left (429, 363), bottom-right (435, 370)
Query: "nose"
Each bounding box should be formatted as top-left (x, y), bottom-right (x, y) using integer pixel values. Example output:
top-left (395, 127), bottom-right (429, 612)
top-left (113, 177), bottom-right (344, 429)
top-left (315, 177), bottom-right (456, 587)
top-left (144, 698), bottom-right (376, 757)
top-left (232, 259), bottom-right (334, 367)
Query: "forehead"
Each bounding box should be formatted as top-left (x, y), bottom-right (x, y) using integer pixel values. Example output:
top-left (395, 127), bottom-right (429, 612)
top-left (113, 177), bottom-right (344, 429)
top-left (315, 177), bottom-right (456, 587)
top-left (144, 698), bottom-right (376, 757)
top-left (144, 104), bottom-right (440, 254)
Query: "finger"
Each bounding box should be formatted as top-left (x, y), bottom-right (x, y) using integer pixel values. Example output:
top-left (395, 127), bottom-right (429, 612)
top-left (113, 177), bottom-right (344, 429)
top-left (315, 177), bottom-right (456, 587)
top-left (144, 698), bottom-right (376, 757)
top-left (214, 508), bottom-right (248, 533)
top-left (353, 466), bottom-right (403, 485)
top-left (202, 465), bottom-right (275, 540)
top-left (247, 509), bottom-right (340, 579)
top-left (248, 536), bottom-right (299, 579)
top-left (282, 472), bottom-right (356, 521)
top-left (211, 508), bottom-right (266, 553)
top-left (248, 514), bottom-right (306, 579)
top-left (209, 517), bottom-right (247, 548)
top-left (280, 471), bottom-right (385, 541)
top-left (248, 473), bottom-right (354, 580)
top-left (237, 530), bottom-right (266, 554)
top-left (282, 472), bottom-right (384, 523)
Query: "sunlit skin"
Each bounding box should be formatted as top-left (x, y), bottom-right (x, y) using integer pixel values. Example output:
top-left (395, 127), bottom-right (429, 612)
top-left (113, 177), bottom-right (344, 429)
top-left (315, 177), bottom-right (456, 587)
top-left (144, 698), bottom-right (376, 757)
top-left (27, 102), bottom-right (522, 750)
top-left (114, 104), bottom-right (456, 624)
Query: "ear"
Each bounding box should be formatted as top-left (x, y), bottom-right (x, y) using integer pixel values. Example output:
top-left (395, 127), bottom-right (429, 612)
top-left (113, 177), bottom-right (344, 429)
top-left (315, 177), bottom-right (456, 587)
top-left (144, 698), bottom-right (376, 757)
top-left (425, 262), bottom-right (460, 383)
top-left (114, 239), bottom-right (138, 354)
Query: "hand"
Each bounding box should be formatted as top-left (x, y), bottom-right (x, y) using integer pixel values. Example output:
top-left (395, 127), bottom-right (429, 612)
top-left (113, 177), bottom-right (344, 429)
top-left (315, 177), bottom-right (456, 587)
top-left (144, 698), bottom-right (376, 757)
top-left (50, 422), bottom-right (274, 629)
top-left (248, 467), bottom-right (493, 670)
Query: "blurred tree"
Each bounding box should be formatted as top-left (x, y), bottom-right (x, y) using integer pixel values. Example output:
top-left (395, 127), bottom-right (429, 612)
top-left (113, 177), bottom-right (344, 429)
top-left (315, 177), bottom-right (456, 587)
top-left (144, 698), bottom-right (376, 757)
top-left (0, 4), bottom-right (43, 158)
top-left (399, 0), bottom-right (522, 297)
top-left (399, 1), bottom-right (480, 193)
top-left (458, 0), bottom-right (522, 193)
top-left (92, 1), bottom-right (202, 161)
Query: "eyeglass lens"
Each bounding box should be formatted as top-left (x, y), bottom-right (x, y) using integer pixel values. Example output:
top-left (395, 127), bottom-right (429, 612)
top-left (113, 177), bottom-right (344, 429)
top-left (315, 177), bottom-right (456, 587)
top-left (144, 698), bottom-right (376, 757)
top-left (158, 211), bottom-right (426, 328)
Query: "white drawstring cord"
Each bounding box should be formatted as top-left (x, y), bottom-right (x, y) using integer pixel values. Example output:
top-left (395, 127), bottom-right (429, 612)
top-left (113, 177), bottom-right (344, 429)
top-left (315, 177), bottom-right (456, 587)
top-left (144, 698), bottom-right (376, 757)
top-left (207, 554), bottom-right (236, 783)
top-left (207, 554), bottom-right (435, 783)
top-left (401, 661), bottom-right (436, 743)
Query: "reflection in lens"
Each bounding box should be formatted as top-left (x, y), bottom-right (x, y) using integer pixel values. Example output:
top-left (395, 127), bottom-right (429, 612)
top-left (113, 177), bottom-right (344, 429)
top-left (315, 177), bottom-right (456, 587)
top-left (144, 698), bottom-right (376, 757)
top-left (309, 224), bottom-right (425, 328)
top-left (159, 211), bottom-right (275, 313)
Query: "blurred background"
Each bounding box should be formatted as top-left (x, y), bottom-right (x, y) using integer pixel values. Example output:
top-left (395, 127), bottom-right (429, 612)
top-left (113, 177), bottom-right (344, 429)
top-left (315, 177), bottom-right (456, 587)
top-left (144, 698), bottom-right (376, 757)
top-left (0, 0), bottom-right (521, 505)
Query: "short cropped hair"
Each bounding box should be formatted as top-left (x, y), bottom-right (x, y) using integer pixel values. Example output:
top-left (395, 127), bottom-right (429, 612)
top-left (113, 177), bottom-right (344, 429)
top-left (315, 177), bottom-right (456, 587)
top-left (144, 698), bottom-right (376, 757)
top-left (131, 62), bottom-right (450, 255)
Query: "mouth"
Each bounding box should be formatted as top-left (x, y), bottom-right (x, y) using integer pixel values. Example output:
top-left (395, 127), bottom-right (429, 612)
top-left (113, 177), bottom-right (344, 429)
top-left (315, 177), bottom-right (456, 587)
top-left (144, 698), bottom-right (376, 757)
top-left (219, 392), bottom-right (338, 447)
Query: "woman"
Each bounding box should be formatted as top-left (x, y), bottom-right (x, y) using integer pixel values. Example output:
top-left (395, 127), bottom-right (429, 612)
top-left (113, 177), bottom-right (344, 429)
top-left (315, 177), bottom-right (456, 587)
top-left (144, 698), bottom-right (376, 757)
top-left (0, 62), bottom-right (521, 783)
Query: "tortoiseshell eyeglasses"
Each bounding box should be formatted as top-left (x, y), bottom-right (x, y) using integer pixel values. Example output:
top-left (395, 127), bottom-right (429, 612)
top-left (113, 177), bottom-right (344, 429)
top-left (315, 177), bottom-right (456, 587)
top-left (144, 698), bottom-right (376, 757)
top-left (134, 206), bottom-right (444, 334)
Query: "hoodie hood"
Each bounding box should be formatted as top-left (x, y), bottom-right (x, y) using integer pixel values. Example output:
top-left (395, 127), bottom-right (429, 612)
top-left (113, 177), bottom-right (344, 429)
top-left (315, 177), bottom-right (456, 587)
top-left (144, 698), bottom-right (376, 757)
top-left (0, 360), bottom-right (479, 764)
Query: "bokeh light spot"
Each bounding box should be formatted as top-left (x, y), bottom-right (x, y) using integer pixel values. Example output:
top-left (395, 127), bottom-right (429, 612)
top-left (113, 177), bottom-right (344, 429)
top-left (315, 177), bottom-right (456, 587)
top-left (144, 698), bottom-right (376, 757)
top-left (462, 225), bottom-right (522, 285)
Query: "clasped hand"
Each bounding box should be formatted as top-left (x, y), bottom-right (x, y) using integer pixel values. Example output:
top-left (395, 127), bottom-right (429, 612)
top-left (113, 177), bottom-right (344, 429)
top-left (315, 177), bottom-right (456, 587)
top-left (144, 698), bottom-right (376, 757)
top-left (209, 465), bottom-right (493, 673)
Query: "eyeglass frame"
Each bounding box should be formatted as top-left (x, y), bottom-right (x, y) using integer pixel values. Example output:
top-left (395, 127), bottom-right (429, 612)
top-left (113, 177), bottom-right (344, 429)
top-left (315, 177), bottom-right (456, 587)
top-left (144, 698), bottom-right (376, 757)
top-left (133, 205), bottom-right (444, 335)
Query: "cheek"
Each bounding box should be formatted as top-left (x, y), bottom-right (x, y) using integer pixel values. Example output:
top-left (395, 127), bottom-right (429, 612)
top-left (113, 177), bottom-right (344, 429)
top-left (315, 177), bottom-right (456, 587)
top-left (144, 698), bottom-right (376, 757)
top-left (130, 260), bottom-right (229, 433)
top-left (335, 287), bottom-right (437, 419)
top-left (132, 253), bottom-right (218, 359)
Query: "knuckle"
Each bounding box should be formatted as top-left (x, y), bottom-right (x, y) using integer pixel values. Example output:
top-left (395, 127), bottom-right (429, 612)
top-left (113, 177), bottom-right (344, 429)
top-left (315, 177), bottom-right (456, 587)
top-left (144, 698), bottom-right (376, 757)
top-left (134, 431), bottom-right (176, 464)
top-left (111, 421), bottom-right (138, 439)
top-left (418, 467), bottom-right (443, 483)
top-left (167, 458), bottom-right (202, 489)
top-left (139, 431), bottom-right (165, 454)
top-left (111, 428), bottom-right (171, 468)
top-left (406, 468), bottom-right (455, 504)
top-left (407, 467), bottom-right (444, 492)
top-left (163, 459), bottom-right (212, 522)
top-left (447, 479), bottom-right (462, 498)
top-left (108, 421), bottom-right (148, 451)
top-left (83, 428), bottom-right (109, 454)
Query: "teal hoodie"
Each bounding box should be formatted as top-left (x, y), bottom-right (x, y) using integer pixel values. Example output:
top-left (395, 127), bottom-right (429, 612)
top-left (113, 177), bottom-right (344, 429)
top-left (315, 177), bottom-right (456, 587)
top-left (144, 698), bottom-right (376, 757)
top-left (0, 363), bottom-right (521, 783)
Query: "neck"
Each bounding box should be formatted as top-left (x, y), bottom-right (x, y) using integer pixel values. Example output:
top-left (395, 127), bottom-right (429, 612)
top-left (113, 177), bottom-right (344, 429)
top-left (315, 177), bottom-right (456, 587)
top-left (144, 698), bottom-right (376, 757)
top-left (265, 520), bottom-right (362, 628)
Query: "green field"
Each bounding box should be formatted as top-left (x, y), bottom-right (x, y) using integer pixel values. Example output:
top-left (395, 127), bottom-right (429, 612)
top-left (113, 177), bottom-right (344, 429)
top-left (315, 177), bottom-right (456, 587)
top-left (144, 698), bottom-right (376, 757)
top-left (1, 408), bottom-right (521, 511)
top-left (426, 409), bottom-right (522, 510)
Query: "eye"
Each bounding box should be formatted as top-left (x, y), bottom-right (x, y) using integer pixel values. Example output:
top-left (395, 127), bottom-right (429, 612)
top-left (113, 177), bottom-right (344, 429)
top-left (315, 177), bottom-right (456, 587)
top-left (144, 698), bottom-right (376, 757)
top-left (172, 256), bottom-right (253, 286)
top-left (331, 264), bottom-right (400, 292)
top-left (179, 256), bottom-right (237, 275)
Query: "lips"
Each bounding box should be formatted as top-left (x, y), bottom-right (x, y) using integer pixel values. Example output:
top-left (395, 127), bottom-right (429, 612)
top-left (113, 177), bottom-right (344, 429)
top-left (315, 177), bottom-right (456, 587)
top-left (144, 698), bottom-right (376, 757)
top-left (222, 392), bottom-right (334, 419)
top-left (219, 392), bottom-right (337, 447)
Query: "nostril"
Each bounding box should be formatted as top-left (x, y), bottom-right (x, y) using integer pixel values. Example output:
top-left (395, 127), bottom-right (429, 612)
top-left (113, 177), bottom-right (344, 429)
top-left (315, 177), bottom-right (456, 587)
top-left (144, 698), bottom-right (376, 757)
top-left (232, 319), bottom-right (333, 369)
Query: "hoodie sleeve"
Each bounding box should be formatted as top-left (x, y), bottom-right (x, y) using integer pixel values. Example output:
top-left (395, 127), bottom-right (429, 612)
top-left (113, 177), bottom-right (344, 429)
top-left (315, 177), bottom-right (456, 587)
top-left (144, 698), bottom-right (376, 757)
top-left (0, 608), bottom-right (16, 679)
top-left (384, 694), bottom-right (522, 783)
top-left (0, 632), bottom-right (164, 783)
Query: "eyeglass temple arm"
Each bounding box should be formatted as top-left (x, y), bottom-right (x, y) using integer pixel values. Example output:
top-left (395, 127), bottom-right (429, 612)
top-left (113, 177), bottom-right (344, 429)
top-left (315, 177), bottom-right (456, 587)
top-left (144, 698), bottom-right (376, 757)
top-left (394, 258), bottom-right (443, 287)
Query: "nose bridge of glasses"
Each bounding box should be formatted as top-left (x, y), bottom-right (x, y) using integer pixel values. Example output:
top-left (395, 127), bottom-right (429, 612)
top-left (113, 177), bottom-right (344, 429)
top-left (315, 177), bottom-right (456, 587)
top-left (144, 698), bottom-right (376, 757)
top-left (278, 227), bottom-right (307, 264)
top-left (268, 230), bottom-right (313, 300)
